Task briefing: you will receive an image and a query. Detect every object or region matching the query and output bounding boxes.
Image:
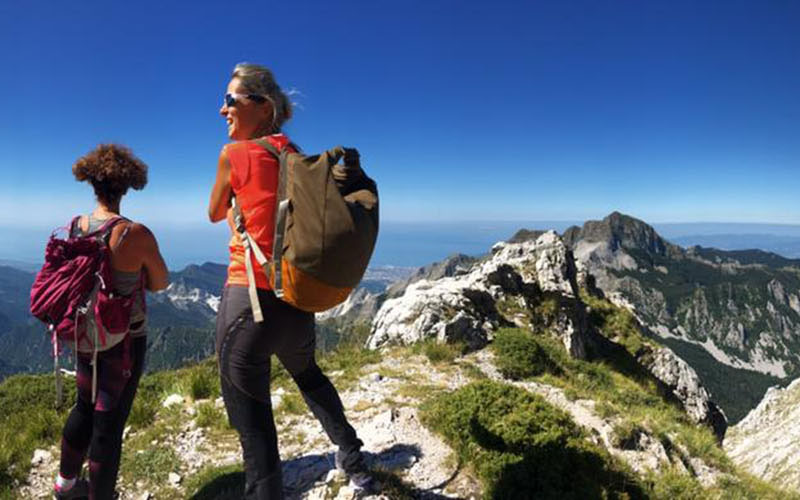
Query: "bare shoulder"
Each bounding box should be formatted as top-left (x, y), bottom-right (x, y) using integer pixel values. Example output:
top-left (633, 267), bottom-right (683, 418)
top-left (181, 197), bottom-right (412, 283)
top-left (120, 222), bottom-right (159, 248)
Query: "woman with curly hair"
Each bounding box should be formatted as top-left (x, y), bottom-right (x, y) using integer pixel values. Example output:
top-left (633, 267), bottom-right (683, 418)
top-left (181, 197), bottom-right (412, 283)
top-left (53, 144), bottom-right (168, 500)
top-left (208, 63), bottom-right (373, 499)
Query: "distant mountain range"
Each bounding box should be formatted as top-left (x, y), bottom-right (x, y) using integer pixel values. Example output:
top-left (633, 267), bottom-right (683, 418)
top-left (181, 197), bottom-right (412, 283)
top-left (669, 234), bottom-right (800, 259)
top-left (0, 262), bottom-right (413, 380)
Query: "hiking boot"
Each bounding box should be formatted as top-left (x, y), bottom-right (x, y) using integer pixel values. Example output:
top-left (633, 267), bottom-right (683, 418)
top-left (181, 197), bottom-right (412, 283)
top-left (53, 478), bottom-right (89, 500)
top-left (334, 450), bottom-right (378, 493)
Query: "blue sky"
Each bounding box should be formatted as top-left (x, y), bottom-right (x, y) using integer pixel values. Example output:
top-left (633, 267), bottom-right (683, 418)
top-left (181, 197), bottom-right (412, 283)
top-left (1, 0), bottom-right (799, 234)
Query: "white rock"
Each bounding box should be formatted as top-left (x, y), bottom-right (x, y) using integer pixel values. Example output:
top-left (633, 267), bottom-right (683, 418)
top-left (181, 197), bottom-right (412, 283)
top-left (367, 232), bottom-right (588, 357)
top-left (726, 378), bottom-right (800, 490)
top-left (334, 484), bottom-right (357, 500)
top-left (325, 469), bottom-right (343, 483)
top-left (30, 449), bottom-right (51, 466)
top-left (162, 393), bottom-right (184, 408)
top-left (168, 472), bottom-right (182, 486)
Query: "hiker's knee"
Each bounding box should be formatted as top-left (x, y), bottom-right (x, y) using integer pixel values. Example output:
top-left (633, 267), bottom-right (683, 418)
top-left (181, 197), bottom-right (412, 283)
top-left (63, 397), bottom-right (93, 448)
top-left (89, 410), bottom-right (123, 460)
top-left (291, 361), bottom-right (328, 392)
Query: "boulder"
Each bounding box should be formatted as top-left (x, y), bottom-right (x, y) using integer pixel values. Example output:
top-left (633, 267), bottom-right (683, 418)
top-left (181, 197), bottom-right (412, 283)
top-left (367, 231), bottom-right (589, 358)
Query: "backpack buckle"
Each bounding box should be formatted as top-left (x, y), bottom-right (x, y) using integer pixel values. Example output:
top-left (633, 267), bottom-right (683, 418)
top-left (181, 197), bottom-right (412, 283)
top-left (234, 213), bottom-right (246, 233)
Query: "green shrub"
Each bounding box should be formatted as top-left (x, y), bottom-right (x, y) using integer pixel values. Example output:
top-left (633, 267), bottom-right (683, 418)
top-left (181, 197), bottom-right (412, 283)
top-left (646, 468), bottom-right (705, 500)
top-left (411, 339), bottom-right (465, 364)
top-left (278, 392), bottom-right (306, 416)
top-left (188, 363), bottom-right (220, 401)
top-left (611, 419), bottom-right (646, 449)
top-left (195, 402), bottom-right (229, 430)
top-left (127, 371), bottom-right (172, 430)
top-left (492, 328), bottom-right (560, 380)
top-left (421, 380), bottom-right (644, 499)
top-left (710, 473), bottom-right (799, 500)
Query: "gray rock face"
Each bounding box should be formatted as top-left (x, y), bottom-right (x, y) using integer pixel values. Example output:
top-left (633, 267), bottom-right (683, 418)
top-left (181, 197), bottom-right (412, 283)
top-left (565, 212), bottom-right (800, 379)
top-left (367, 232), bottom-right (589, 358)
top-left (316, 287), bottom-right (384, 323)
top-left (725, 378), bottom-right (800, 491)
top-left (385, 253), bottom-right (478, 298)
top-left (642, 347), bottom-right (728, 441)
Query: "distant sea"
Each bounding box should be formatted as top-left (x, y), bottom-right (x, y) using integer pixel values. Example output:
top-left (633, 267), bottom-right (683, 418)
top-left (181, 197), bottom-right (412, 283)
top-left (3, 220), bottom-right (800, 271)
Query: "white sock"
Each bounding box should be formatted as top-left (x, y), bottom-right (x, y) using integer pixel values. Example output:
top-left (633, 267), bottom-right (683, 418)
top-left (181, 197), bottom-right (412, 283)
top-left (55, 474), bottom-right (76, 491)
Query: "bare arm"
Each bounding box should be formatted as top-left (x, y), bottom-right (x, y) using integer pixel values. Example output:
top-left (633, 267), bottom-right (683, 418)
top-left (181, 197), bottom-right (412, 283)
top-left (134, 224), bottom-right (169, 291)
top-left (208, 149), bottom-right (232, 223)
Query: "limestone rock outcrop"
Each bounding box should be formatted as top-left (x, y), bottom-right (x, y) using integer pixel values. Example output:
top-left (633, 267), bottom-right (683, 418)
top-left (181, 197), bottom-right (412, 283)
top-left (725, 378), bottom-right (800, 491)
top-left (367, 231), bottom-right (589, 358)
top-left (642, 347), bottom-right (728, 441)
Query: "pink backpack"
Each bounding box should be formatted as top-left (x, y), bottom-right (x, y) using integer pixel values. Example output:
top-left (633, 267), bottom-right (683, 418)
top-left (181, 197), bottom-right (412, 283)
top-left (30, 216), bottom-right (144, 403)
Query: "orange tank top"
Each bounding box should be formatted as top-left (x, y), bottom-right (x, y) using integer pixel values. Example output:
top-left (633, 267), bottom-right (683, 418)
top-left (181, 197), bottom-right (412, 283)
top-left (224, 134), bottom-right (293, 289)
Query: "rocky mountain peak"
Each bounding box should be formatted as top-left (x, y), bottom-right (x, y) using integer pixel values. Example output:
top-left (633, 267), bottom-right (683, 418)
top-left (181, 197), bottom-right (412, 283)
top-left (564, 211), bottom-right (675, 257)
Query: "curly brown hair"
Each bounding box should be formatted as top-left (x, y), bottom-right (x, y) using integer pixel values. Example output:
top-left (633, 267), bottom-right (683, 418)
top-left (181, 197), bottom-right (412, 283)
top-left (72, 144), bottom-right (148, 205)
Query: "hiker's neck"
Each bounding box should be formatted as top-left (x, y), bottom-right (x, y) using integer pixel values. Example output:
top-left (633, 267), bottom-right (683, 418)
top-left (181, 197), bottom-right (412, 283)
top-left (94, 200), bottom-right (121, 217)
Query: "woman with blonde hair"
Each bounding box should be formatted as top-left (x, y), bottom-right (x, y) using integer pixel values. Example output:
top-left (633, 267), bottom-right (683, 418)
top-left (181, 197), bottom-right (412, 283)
top-left (208, 63), bottom-right (373, 499)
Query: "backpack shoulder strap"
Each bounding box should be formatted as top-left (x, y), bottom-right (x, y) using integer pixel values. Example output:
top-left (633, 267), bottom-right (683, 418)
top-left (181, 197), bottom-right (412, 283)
top-left (68, 216), bottom-right (82, 238)
top-left (252, 138), bottom-right (282, 158)
top-left (86, 216), bottom-right (127, 245)
top-left (111, 220), bottom-right (134, 251)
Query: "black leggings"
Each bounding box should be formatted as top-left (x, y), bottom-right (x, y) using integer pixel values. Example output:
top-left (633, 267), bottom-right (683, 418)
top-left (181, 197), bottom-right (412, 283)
top-left (216, 286), bottom-right (362, 500)
top-left (60, 335), bottom-right (146, 500)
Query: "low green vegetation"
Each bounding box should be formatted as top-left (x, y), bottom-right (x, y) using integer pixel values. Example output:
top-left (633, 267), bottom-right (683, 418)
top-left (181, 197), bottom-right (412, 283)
top-left (489, 327), bottom-right (796, 498)
top-left (195, 402), bottom-right (229, 431)
top-left (188, 359), bottom-right (220, 400)
top-left (119, 445), bottom-right (181, 484)
top-left (317, 344), bottom-right (382, 390)
top-left (0, 372), bottom-right (75, 498)
top-left (492, 327), bottom-right (730, 471)
top-left (421, 379), bottom-right (645, 499)
top-left (584, 289), bottom-right (788, 424)
top-left (410, 338), bottom-right (466, 364)
top-left (492, 327), bottom-right (560, 379)
top-left (582, 291), bottom-right (653, 359)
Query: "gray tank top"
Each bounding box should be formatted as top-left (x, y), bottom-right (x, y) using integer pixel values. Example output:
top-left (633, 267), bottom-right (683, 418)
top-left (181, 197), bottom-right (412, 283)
top-left (72, 215), bottom-right (147, 336)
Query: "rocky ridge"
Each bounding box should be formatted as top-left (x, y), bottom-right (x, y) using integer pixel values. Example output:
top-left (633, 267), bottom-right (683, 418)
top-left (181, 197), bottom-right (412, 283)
top-left (725, 377), bottom-right (800, 491)
top-left (366, 231), bottom-right (727, 439)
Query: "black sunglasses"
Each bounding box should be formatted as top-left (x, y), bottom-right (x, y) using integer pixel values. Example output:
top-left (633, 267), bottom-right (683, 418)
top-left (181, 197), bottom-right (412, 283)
top-left (224, 92), bottom-right (268, 107)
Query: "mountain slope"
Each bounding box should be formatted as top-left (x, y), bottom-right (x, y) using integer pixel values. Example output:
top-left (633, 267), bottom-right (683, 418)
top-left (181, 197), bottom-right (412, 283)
top-left (7, 331), bottom-right (794, 499)
top-left (725, 377), bottom-right (800, 491)
top-left (4, 230), bottom-right (798, 498)
top-left (552, 212), bottom-right (799, 422)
